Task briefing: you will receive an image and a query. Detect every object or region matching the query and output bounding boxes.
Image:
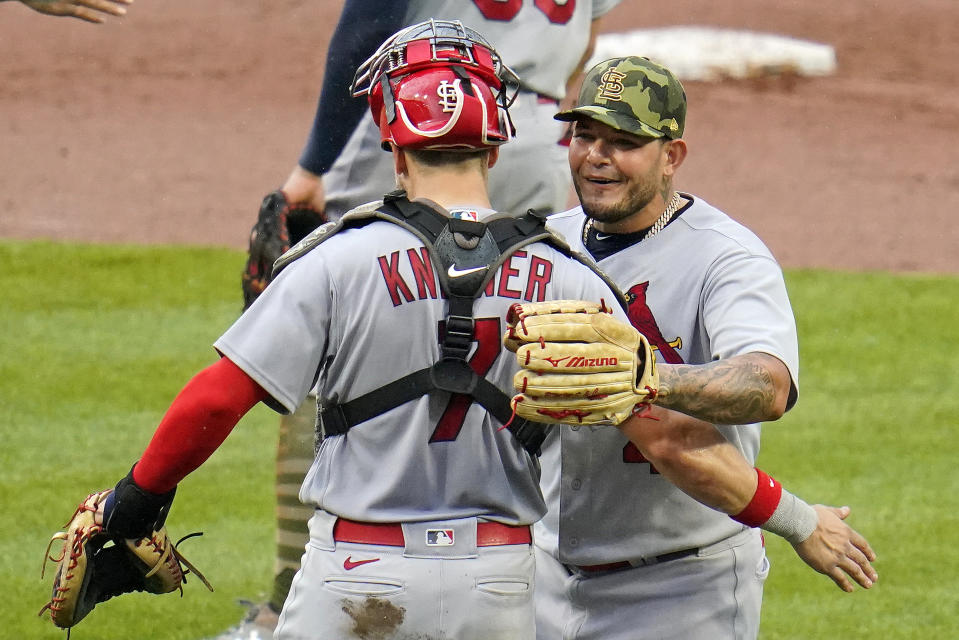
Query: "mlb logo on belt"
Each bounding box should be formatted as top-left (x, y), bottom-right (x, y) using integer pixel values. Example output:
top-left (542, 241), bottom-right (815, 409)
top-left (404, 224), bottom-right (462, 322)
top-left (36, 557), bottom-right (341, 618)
top-left (426, 529), bottom-right (455, 546)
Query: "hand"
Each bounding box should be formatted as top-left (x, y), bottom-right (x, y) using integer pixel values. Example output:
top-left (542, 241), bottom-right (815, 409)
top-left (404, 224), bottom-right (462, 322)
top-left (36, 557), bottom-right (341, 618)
top-left (792, 505), bottom-right (878, 592)
top-left (282, 165), bottom-right (327, 215)
top-left (18, 0), bottom-right (132, 23)
top-left (92, 489), bottom-right (110, 525)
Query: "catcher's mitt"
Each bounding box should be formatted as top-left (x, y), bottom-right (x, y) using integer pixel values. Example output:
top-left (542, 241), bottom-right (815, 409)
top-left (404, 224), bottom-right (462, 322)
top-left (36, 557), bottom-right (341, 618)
top-left (504, 300), bottom-right (659, 425)
top-left (241, 189), bottom-right (326, 309)
top-left (39, 490), bottom-right (212, 630)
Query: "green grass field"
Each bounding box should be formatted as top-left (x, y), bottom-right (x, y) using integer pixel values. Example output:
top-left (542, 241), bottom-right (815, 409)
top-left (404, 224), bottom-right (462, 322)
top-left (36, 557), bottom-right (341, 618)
top-left (2, 240), bottom-right (956, 639)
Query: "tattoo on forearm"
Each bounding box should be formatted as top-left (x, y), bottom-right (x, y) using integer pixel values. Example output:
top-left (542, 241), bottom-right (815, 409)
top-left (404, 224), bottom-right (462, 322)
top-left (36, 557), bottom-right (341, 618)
top-left (657, 356), bottom-right (777, 424)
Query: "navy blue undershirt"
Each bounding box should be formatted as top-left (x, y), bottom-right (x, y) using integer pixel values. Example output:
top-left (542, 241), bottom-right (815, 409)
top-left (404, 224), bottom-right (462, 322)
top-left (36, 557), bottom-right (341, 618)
top-left (582, 201), bottom-right (691, 261)
top-left (297, 0), bottom-right (410, 176)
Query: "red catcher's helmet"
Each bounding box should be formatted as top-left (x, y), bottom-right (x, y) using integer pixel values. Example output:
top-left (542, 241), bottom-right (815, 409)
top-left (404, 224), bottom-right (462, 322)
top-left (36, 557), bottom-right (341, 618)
top-left (351, 20), bottom-right (519, 151)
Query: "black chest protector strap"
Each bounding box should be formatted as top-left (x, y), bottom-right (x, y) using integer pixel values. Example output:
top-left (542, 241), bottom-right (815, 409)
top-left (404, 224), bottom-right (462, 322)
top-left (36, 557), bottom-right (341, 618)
top-left (319, 193), bottom-right (556, 456)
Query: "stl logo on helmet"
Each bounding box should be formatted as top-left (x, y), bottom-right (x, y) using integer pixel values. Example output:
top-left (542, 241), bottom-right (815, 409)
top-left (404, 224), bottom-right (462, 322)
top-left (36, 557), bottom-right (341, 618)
top-left (597, 69), bottom-right (627, 101)
top-left (437, 80), bottom-right (460, 113)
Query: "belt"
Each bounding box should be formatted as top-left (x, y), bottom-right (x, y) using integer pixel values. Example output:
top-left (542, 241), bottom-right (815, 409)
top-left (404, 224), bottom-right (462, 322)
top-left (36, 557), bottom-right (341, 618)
top-left (571, 546), bottom-right (699, 573)
top-left (333, 518), bottom-right (532, 547)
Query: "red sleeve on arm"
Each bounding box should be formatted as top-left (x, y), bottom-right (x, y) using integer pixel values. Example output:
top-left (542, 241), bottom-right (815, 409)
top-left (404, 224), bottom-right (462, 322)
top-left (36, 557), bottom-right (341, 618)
top-left (132, 357), bottom-right (270, 493)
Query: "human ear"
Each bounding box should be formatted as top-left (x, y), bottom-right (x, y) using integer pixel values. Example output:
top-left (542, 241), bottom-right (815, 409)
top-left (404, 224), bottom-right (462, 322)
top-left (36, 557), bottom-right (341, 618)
top-left (664, 139), bottom-right (688, 176)
top-left (487, 146), bottom-right (499, 169)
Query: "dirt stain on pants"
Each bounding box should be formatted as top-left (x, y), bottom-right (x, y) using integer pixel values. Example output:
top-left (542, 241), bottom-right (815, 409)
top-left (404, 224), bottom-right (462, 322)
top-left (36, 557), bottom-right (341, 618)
top-left (341, 597), bottom-right (406, 639)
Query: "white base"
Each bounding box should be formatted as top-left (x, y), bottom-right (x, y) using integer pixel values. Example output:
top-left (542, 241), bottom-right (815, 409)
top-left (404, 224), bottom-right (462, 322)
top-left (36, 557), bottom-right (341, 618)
top-left (590, 26), bottom-right (837, 81)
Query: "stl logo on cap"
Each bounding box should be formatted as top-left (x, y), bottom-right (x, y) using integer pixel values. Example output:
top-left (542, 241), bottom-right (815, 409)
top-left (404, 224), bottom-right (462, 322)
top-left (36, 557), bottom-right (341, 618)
top-left (554, 55), bottom-right (687, 140)
top-left (597, 68), bottom-right (627, 101)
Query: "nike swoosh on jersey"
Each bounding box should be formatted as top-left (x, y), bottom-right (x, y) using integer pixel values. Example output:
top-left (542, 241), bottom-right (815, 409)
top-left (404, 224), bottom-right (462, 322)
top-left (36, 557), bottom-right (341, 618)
top-left (343, 556), bottom-right (381, 570)
top-left (447, 264), bottom-right (488, 278)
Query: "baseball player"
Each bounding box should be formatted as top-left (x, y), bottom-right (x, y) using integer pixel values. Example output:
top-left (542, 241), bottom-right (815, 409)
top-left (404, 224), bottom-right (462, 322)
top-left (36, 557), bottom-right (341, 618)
top-left (235, 1), bottom-right (621, 636)
top-left (95, 22), bottom-right (634, 640)
top-left (519, 56), bottom-right (878, 639)
top-left (282, 0), bottom-right (620, 219)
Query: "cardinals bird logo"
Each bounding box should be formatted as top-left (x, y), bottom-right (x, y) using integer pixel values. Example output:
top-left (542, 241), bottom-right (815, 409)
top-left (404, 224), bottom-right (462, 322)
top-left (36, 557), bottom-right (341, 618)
top-left (626, 282), bottom-right (684, 364)
top-left (623, 281), bottom-right (683, 469)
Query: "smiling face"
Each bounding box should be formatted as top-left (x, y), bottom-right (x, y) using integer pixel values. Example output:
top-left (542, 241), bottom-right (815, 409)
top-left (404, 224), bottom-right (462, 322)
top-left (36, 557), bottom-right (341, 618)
top-left (568, 117), bottom-right (671, 230)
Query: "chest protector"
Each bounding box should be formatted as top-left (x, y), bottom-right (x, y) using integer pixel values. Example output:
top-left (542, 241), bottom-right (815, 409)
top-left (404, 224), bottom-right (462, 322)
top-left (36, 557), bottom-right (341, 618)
top-left (273, 191), bottom-right (624, 456)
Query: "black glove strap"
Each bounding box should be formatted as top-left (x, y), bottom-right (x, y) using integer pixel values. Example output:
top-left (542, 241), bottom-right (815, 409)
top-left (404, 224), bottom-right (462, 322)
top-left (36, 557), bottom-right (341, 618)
top-left (104, 466), bottom-right (176, 539)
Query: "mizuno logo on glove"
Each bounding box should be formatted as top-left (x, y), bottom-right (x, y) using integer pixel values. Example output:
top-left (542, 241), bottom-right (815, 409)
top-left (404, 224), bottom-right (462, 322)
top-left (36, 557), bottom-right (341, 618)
top-left (545, 356), bottom-right (619, 368)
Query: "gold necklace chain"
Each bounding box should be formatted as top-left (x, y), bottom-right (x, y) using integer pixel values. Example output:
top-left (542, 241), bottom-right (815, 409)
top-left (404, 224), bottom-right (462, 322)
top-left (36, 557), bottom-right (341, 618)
top-left (583, 191), bottom-right (684, 245)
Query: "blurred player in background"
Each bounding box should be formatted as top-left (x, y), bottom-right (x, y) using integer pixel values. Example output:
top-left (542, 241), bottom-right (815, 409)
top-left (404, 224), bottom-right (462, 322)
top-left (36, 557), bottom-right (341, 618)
top-left (228, 2), bottom-right (621, 637)
top-left (4, 0), bottom-right (131, 23)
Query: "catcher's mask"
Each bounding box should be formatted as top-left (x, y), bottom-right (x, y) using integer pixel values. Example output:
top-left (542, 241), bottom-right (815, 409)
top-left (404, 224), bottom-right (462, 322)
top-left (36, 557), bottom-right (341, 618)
top-left (351, 19), bottom-right (519, 151)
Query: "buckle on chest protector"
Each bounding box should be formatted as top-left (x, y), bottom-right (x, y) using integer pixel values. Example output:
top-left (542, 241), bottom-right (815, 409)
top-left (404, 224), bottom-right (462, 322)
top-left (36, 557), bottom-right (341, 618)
top-left (442, 314), bottom-right (475, 360)
top-left (430, 359), bottom-right (478, 395)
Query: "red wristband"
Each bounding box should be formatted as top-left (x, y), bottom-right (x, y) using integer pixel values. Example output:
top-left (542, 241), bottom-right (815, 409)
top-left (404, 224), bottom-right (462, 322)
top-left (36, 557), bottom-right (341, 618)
top-left (732, 468), bottom-right (782, 527)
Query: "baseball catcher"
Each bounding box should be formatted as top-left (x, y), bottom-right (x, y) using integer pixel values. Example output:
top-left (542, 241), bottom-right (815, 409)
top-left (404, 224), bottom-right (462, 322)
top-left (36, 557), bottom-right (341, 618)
top-left (504, 300), bottom-right (660, 425)
top-left (241, 190), bottom-right (327, 309)
top-left (39, 472), bottom-right (212, 630)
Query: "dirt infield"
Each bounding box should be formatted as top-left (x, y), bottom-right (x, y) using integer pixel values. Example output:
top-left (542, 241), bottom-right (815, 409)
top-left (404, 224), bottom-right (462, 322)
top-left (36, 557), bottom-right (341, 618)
top-left (2, 0), bottom-right (957, 273)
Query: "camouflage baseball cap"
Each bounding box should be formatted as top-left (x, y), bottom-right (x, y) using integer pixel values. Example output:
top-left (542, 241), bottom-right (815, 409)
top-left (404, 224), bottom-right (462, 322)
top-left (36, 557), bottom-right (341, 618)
top-left (555, 56), bottom-right (686, 139)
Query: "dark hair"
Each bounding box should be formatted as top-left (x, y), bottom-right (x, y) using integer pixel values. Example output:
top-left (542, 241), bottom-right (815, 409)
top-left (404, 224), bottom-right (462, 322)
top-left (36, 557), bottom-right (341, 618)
top-left (405, 148), bottom-right (490, 167)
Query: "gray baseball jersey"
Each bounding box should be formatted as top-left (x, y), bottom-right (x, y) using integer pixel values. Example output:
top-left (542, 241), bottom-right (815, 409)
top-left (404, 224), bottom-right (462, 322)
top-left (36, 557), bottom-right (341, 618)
top-left (215, 205), bottom-right (627, 526)
top-left (542, 194), bottom-right (800, 564)
top-left (529, 194), bottom-right (798, 639)
top-left (406, 0), bottom-right (621, 100)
